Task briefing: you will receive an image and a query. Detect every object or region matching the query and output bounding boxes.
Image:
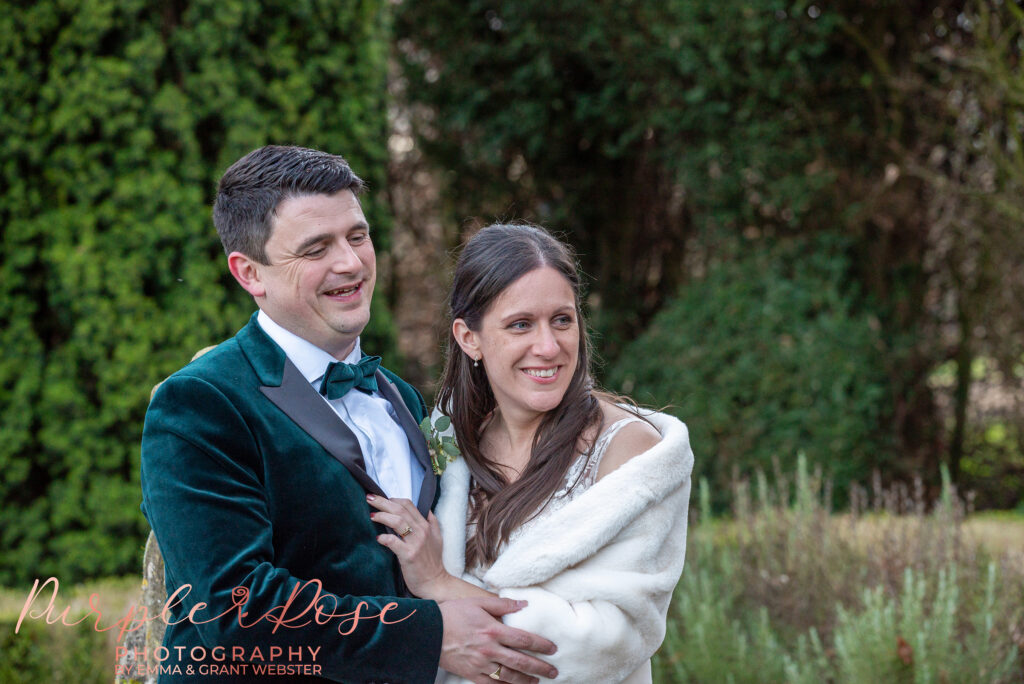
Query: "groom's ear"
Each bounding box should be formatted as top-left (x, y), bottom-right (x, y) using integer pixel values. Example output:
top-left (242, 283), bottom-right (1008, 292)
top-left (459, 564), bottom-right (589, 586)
top-left (452, 318), bottom-right (481, 359)
top-left (227, 251), bottom-right (267, 298)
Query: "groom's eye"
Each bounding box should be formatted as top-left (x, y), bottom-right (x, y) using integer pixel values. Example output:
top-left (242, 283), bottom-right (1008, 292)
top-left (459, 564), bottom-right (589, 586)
top-left (304, 245), bottom-right (327, 258)
top-left (509, 320), bottom-right (531, 331)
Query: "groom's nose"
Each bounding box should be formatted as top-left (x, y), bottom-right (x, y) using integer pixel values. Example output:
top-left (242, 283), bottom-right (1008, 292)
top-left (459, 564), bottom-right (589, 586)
top-left (329, 240), bottom-right (364, 273)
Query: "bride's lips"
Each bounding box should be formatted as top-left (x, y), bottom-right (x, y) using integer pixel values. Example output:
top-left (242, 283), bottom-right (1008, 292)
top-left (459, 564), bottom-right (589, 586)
top-left (521, 366), bottom-right (560, 384)
top-left (322, 281), bottom-right (363, 302)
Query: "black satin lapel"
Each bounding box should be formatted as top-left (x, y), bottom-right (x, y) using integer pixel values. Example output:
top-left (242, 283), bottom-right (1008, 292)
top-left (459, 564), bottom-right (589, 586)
top-left (375, 371), bottom-right (437, 516)
top-left (416, 456), bottom-right (438, 516)
top-left (261, 359), bottom-right (385, 498)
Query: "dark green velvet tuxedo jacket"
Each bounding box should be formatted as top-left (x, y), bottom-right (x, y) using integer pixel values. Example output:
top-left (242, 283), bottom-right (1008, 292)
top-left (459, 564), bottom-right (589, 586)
top-left (140, 315), bottom-right (442, 683)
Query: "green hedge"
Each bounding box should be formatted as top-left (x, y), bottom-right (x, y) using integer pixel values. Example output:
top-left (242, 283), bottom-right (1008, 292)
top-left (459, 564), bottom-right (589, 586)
top-left (609, 235), bottom-right (895, 508)
top-left (0, 0), bottom-right (394, 585)
top-left (0, 619), bottom-right (111, 684)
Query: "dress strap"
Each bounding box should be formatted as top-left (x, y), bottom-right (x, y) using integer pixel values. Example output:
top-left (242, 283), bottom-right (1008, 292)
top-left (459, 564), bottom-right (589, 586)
top-left (580, 416), bottom-right (646, 486)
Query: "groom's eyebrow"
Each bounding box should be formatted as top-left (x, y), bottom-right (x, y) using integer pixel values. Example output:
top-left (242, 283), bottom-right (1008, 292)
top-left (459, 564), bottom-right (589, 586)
top-left (294, 220), bottom-right (372, 252)
top-left (294, 233), bottom-right (332, 253)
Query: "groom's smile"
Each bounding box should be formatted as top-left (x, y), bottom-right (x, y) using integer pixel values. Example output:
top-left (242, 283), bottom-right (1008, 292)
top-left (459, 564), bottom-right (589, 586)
top-left (323, 282), bottom-right (363, 299)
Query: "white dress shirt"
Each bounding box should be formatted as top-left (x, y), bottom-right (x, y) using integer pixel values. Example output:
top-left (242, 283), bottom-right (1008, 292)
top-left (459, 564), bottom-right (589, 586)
top-left (257, 310), bottom-right (425, 502)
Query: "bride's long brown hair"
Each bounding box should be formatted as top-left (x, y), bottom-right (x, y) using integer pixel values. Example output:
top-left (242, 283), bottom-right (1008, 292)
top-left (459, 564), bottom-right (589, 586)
top-left (436, 223), bottom-right (603, 567)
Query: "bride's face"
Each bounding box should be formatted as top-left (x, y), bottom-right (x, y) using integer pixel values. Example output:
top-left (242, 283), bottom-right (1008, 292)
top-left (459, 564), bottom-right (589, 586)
top-left (458, 266), bottom-right (580, 420)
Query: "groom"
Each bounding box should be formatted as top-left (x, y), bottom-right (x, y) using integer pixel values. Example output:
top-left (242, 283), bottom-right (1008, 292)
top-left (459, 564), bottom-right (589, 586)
top-left (140, 146), bottom-right (558, 683)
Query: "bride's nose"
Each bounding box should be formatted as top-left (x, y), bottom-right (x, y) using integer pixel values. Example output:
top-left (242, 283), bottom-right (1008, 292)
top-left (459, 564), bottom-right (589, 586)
top-left (532, 325), bottom-right (560, 357)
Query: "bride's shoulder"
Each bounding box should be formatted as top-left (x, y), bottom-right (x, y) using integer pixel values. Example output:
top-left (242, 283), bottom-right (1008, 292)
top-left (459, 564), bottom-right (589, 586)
top-left (594, 401), bottom-right (662, 481)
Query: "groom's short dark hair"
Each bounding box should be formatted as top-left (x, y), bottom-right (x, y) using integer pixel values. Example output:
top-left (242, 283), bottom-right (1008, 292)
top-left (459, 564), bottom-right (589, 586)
top-left (213, 145), bottom-right (366, 264)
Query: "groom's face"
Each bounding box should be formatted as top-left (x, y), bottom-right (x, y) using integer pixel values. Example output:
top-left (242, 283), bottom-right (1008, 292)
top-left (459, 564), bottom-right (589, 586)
top-left (255, 190), bottom-right (376, 358)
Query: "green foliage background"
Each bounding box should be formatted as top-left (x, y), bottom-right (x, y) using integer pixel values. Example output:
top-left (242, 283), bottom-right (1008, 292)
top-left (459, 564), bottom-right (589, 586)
top-left (0, 0), bottom-right (394, 586)
top-left (0, 619), bottom-right (110, 683)
top-left (396, 0), bottom-right (1023, 504)
top-left (1, 0), bottom-right (1021, 586)
top-left (395, 0), bottom-right (853, 355)
top-left (609, 235), bottom-right (894, 508)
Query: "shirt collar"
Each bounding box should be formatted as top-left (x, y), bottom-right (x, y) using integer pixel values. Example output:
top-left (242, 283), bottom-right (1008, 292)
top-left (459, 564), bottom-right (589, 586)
top-left (256, 309), bottom-right (362, 386)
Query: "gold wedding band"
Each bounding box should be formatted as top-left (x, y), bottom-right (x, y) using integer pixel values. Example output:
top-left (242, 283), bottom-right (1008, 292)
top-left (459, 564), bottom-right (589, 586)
top-left (488, 664), bottom-right (502, 680)
top-left (399, 525), bottom-right (413, 538)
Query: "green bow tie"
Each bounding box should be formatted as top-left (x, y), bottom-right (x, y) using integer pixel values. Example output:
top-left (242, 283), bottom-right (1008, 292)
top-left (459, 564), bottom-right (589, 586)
top-left (319, 355), bottom-right (381, 400)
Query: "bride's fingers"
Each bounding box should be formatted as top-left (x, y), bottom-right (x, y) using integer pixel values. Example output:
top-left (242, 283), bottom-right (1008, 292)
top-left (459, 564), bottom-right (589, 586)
top-left (369, 510), bottom-right (412, 534)
top-left (367, 494), bottom-right (417, 515)
top-left (375, 533), bottom-right (411, 559)
top-left (392, 497), bottom-right (422, 516)
top-left (367, 495), bottom-right (429, 527)
top-left (366, 493), bottom-right (405, 514)
top-left (376, 528), bottom-right (430, 562)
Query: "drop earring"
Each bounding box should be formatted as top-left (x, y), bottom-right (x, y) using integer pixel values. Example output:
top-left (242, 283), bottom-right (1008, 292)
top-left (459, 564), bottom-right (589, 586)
top-left (473, 357), bottom-right (480, 367)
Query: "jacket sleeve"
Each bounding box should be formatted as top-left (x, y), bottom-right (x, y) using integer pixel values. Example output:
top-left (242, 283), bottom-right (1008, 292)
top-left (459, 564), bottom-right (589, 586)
top-left (488, 482), bottom-right (691, 683)
top-left (141, 374), bottom-right (442, 683)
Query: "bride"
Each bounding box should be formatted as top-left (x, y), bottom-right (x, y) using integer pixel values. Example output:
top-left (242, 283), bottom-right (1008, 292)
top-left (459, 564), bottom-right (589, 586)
top-left (368, 223), bottom-right (693, 683)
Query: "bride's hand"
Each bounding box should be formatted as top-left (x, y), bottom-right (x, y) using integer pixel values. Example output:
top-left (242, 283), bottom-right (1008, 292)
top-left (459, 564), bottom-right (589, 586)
top-left (367, 494), bottom-right (452, 599)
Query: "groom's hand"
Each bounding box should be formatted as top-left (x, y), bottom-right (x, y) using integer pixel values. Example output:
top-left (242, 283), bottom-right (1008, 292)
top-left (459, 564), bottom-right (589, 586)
top-left (438, 597), bottom-right (558, 683)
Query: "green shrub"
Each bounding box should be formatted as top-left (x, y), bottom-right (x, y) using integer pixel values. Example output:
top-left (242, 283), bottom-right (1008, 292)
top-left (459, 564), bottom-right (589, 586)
top-left (961, 419), bottom-right (1024, 510)
top-left (653, 466), bottom-right (1023, 683)
top-left (825, 565), bottom-right (1018, 684)
top-left (0, 619), bottom-right (111, 684)
top-left (395, 0), bottom-right (846, 360)
top-left (609, 234), bottom-right (894, 509)
top-left (0, 0), bottom-right (393, 585)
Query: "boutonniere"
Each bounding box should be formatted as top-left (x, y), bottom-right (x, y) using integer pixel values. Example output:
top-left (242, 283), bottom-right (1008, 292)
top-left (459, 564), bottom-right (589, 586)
top-left (419, 414), bottom-right (461, 475)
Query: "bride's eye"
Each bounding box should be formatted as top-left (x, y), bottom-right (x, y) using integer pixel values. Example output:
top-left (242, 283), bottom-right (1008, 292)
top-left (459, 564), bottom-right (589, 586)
top-left (553, 314), bottom-right (574, 328)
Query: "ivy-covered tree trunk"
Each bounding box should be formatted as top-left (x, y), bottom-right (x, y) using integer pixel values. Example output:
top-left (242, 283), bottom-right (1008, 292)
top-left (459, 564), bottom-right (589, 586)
top-left (0, 0), bottom-right (394, 585)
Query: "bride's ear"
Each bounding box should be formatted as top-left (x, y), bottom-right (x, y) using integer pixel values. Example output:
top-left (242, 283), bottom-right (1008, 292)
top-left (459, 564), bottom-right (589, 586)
top-left (452, 319), bottom-right (481, 361)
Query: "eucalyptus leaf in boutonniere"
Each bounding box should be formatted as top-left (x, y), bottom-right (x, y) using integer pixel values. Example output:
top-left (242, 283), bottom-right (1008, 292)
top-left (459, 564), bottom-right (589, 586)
top-left (419, 414), bottom-right (461, 475)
